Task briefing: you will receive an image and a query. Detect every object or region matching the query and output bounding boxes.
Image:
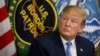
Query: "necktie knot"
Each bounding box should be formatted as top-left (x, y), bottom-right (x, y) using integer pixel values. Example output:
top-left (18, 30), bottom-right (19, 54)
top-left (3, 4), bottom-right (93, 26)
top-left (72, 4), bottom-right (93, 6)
top-left (66, 42), bottom-right (72, 46)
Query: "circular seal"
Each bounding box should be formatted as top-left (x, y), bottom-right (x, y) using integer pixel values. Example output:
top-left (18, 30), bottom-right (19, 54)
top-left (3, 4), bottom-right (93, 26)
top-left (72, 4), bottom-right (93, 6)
top-left (14, 0), bottom-right (58, 43)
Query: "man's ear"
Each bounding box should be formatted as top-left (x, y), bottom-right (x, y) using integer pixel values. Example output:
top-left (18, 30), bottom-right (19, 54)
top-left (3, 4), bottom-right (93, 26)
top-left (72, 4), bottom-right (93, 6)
top-left (79, 25), bottom-right (84, 33)
top-left (79, 29), bottom-right (83, 33)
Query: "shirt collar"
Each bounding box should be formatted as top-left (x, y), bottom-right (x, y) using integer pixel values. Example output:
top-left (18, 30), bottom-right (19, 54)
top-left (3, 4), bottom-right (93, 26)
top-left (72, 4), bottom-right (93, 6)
top-left (60, 35), bottom-right (75, 46)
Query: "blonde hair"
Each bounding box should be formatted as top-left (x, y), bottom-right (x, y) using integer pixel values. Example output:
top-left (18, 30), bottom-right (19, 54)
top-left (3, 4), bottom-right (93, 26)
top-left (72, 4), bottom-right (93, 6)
top-left (61, 5), bottom-right (87, 26)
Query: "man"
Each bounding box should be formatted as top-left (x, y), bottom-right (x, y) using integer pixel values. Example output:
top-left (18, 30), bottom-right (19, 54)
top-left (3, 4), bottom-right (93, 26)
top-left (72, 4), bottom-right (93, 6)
top-left (28, 5), bottom-right (94, 56)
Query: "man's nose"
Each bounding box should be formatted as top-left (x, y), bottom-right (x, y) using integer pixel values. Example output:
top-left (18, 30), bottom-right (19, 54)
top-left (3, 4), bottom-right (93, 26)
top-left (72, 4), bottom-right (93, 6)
top-left (65, 20), bottom-right (71, 26)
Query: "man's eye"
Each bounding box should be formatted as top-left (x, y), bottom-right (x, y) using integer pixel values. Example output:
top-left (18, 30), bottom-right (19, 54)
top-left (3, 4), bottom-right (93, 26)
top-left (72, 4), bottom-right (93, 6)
top-left (71, 20), bottom-right (77, 23)
top-left (62, 17), bottom-right (67, 20)
top-left (63, 17), bottom-right (66, 20)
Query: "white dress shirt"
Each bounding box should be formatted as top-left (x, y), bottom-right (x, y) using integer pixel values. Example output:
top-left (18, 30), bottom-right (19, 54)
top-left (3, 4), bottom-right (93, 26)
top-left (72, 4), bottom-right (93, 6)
top-left (60, 36), bottom-right (77, 56)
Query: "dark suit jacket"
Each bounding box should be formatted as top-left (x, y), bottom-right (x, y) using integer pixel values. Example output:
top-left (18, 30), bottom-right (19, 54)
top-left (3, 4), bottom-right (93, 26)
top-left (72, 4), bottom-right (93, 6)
top-left (28, 31), bottom-right (94, 56)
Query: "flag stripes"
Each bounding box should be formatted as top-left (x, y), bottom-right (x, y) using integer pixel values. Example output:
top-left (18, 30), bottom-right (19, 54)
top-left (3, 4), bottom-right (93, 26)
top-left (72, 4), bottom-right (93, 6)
top-left (0, 41), bottom-right (16, 56)
top-left (0, 0), bottom-right (5, 8)
top-left (0, 30), bottom-right (13, 49)
top-left (0, 6), bottom-right (8, 22)
top-left (0, 17), bottom-right (11, 36)
top-left (0, 0), bottom-right (17, 56)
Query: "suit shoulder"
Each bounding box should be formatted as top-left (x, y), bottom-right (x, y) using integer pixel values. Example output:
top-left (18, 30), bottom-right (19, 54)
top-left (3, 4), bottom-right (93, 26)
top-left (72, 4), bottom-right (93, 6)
top-left (76, 36), bottom-right (94, 45)
top-left (36, 31), bottom-right (58, 42)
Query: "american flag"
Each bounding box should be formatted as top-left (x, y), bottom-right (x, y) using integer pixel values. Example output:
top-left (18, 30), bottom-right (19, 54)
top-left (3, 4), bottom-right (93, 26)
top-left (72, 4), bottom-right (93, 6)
top-left (0, 0), bottom-right (17, 56)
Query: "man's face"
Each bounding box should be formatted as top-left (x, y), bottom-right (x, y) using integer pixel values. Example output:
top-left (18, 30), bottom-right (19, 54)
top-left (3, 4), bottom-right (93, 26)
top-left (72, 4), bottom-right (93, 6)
top-left (59, 10), bottom-right (84, 40)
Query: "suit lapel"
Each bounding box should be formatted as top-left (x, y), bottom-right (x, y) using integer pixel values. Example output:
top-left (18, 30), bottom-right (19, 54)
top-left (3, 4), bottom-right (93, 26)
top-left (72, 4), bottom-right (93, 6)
top-left (52, 32), bottom-right (85, 56)
top-left (52, 32), bottom-right (66, 56)
top-left (75, 37), bottom-right (84, 56)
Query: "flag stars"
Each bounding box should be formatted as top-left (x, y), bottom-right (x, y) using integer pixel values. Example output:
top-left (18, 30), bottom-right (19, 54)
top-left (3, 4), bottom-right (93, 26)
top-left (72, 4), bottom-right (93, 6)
top-left (10, 23), bottom-right (13, 28)
top-left (10, 6), bottom-right (14, 10)
top-left (9, 13), bottom-right (12, 17)
top-left (13, 0), bottom-right (17, 4)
